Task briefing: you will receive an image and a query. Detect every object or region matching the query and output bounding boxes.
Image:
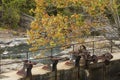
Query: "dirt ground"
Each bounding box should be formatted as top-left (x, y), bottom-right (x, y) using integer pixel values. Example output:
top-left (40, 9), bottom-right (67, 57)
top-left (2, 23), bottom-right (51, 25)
top-left (0, 28), bottom-right (26, 39)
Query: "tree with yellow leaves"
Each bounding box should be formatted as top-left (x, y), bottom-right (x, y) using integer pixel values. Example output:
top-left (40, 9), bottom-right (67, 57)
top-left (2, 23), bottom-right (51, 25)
top-left (28, 0), bottom-right (111, 52)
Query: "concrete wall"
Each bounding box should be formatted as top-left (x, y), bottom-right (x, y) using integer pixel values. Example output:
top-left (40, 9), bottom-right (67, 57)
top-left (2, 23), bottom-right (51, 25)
top-left (20, 59), bottom-right (120, 80)
top-left (89, 59), bottom-right (120, 80)
top-left (20, 68), bottom-right (87, 80)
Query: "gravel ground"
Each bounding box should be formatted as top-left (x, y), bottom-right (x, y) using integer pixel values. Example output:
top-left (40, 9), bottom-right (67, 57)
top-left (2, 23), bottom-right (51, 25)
top-left (0, 59), bottom-right (23, 73)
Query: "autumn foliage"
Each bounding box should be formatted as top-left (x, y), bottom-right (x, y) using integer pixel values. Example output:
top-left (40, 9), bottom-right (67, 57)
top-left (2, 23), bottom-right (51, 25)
top-left (28, 0), bottom-right (111, 51)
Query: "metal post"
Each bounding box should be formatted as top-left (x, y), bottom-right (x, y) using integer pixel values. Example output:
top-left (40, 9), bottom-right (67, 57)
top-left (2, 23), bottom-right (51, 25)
top-left (75, 56), bottom-right (81, 79)
top-left (27, 52), bottom-right (29, 60)
top-left (0, 53), bottom-right (1, 73)
top-left (110, 39), bottom-right (113, 53)
top-left (91, 28), bottom-right (95, 55)
top-left (51, 48), bottom-right (53, 57)
top-left (75, 56), bottom-right (81, 67)
top-left (55, 69), bottom-right (57, 80)
top-left (103, 64), bottom-right (105, 80)
top-left (78, 67), bottom-right (80, 80)
top-left (25, 62), bottom-right (33, 80)
top-left (51, 58), bottom-right (59, 80)
top-left (93, 29), bottom-right (95, 55)
top-left (73, 44), bottom-right (75, 52)
top-left (93, 41), bottom-right (95, 55)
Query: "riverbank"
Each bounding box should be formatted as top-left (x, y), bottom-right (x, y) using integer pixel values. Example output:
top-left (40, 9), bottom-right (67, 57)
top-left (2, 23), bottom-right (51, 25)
top-left (0, 28), bottom-right (28, 54)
